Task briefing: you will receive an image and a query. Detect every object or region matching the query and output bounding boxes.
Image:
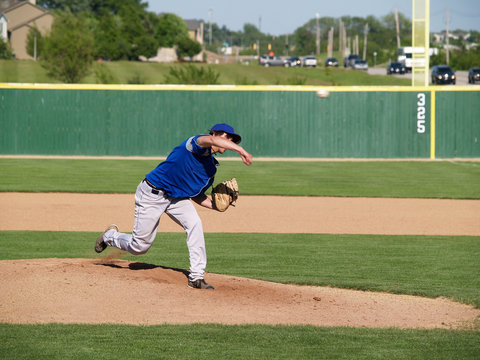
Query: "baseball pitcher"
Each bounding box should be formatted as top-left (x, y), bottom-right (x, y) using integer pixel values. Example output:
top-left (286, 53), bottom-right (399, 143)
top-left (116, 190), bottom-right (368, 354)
top-left (95, 123), bottom-right (253, 289)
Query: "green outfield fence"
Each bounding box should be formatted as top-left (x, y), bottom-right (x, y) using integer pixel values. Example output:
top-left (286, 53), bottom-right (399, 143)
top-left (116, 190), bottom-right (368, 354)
top-left (0, 84), bottom-right (478, 158)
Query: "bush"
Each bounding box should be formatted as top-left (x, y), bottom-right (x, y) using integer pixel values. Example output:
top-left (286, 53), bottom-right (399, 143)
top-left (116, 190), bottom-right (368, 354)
top-left (430, 46), bottom-right (480, 70)
top-left (286, 76), bottom-right (307, 85)
top-left (0, 37), bottom-right (13, 59)
top-left (93, 62), bottom-right (117, 84)
top-left (164, 64), bottom-right (220, 84)
top-left (127, 72), bottom-right (147, 84)
top-left (234, 76), bottom-right (258, 85)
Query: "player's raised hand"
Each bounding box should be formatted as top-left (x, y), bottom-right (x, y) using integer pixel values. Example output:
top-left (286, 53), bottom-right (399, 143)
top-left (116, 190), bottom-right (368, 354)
top-left (240, 149), bottom-right (253, 165)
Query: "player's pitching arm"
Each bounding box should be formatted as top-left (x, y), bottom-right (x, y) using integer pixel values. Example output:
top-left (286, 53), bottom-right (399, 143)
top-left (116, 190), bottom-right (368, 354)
top-left (196, 135), bottom-right (253, 165)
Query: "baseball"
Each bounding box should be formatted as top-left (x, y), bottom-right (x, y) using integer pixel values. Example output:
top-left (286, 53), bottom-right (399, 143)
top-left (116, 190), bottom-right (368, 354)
top-left (316, 89), bottom-right (330, 98)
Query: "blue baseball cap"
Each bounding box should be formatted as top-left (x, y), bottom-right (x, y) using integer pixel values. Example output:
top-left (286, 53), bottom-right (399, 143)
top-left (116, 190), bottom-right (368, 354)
top-left (210, 123), bottom-right (242, 144)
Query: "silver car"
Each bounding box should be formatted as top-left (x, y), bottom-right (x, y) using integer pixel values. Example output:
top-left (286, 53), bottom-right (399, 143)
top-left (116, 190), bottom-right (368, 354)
top-left (352, 59), bottom-right (368, 71)
top-left (259, 55), bottom-right (287, 67)
top-left (302, 56), bottom-right (317, 67)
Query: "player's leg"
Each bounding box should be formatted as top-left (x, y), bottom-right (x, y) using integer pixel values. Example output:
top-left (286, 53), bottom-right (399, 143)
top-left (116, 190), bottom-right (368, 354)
top-left (166, 199), bottom-right (207, 282)
top-left (103, 180), bottom-right (169, 254)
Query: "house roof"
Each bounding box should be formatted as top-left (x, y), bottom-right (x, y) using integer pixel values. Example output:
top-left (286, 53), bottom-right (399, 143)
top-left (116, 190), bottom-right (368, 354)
top-left (0, 0), bottom-right (21, 11)
top-left (10, 10), bottom-right (51, 31)
top-left (1, 0), bottom-right (47, 14)
top-left (185, 19), bottom-right (202, 31)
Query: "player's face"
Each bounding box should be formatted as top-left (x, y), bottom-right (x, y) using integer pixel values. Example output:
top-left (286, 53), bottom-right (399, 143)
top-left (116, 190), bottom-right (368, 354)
top-left (211, 132), bottom-right (232, 154)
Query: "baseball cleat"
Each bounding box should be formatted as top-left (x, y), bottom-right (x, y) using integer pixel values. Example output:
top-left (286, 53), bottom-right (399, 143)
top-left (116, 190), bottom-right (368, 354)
top-left (95, 224), bottom-right (119, 253)
top-left (187, 279), bottom-right (214, 290)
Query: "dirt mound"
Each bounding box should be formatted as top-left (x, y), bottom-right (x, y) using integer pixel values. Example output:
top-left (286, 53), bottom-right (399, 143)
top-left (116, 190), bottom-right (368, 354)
top-left (1, 257), bottom-right (478, 329)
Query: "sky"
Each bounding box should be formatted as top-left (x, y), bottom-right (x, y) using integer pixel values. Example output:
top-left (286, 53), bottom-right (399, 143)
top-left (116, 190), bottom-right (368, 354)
top-left (147, 0), bottom-right (480, 36)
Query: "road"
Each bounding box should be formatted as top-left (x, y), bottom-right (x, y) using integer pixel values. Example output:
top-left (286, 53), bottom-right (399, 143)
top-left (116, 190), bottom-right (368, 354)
top-left (367, 67), bottom-right (472, 86)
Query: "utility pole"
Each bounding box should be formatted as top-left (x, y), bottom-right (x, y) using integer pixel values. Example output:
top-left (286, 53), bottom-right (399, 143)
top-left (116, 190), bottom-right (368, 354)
top-left (363, 23), bottom-right (368, 60)
top-left (285, 33), bottom-right (289, 56)
top-left (208, 8), bottom-right (212, 46)
top-left (338, 20), bottom-right (343, 55)
top-left (257, 16), bottom-right (261, 57)
top-left (328, 27), bottom-right (334, 57)
top-left (395, 7), bottom-right (401, 48)
top-left (316, 13), bottom-right (320, 55)
top-left (446, 9), bottom-right (450, 65)
top-left (34, 31), bottom-right (37, 61)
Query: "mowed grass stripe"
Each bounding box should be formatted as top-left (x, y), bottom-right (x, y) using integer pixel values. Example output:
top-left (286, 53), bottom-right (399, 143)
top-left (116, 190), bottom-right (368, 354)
top-left (1, 323), bottom-right (479, 360)
top-left (1, 159), bottom-right (479, 198)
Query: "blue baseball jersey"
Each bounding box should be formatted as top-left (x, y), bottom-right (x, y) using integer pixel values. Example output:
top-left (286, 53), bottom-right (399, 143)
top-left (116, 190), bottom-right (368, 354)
top-left (145, 135), bottom-right (219, 198)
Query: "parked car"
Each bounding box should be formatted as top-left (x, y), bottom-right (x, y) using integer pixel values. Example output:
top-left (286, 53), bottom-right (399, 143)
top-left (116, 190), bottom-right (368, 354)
top-left (352, 59), bottom-right (368, 71)
top-left (468, 67), bottom-right (480, 84)
top-left (325, 57), bottom-right (339, 67)
top-left (302, 56), bottom-right (317, 67)
top-left (344, 54), bottom-right (360, 68)
top-left (259, 55), bottom-right (287, 67)
top-left (386, 61), bottom-right (406, 75)
top-left (286, 56), bottom-right (302, 67)
top-left (431, 65), bottom-right (456, 85)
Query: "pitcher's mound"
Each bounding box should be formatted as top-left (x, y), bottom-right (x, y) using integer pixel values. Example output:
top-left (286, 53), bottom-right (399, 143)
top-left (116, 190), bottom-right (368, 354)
top-left (0, 258), bottom-right (478, 329)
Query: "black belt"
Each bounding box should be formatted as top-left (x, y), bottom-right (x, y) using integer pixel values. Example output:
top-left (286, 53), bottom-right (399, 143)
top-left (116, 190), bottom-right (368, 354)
top-left (143, 178), bottom-right (163, 195)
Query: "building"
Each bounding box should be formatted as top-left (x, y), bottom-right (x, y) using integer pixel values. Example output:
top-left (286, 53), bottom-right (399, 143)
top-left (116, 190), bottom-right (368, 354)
top-left (185, 19), bottom-right (203, 45)
top-left (0, 0), bottom-right (53, 59)
top-left (185, 19), bottom-right (203, 61)
top-left (0, 13), bottom-right (8, 40)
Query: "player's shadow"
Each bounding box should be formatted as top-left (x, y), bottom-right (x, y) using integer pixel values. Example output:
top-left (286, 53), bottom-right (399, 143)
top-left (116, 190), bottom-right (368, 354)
top-left (98, 261), bottom-right (189, 279)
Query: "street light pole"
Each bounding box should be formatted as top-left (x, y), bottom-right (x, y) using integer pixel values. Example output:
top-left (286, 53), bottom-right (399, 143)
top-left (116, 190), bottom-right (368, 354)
top-left (316, 13), bottom-right (320, 56)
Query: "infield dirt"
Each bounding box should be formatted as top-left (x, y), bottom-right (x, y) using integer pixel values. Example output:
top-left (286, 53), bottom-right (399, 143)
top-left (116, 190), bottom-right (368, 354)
top-left (0, 193), bottom-right (479, 329)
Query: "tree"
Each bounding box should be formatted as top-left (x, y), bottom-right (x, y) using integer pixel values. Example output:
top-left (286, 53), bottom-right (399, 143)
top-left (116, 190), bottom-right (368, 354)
top-left (26, 25), bottom-right (45, 59)
top-left (155, 13), bottom-right (189, 47)
top-left (42, 12), bottom-right (94, 83)
top-left (118, 4), bottom-right (158, 59)
top-left (92, 11), bottom-right (125, 60)
top-left (294, 24), bottom-right (316, 55)
top-left (37, 0), bottom-right (92, 13)
top-left (242, 23), bottom-right (262, 47)
top-left (176, 36), bottom-right (202, 59)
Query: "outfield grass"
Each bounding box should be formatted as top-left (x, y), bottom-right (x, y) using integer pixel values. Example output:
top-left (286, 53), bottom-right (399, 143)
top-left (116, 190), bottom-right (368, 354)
top-left (0, 59), bottom-right (411, 86)
top-left (1, 158), bottom-right (479, 198)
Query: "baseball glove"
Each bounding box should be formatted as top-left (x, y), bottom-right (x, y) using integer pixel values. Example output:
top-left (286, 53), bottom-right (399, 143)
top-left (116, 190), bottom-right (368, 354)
top-left (211, 178), bottom-right (239, 212)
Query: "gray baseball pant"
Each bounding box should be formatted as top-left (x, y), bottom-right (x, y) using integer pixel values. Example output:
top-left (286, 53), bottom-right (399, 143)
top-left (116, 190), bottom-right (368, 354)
top-left (103, 180), bottom-right (207, 281)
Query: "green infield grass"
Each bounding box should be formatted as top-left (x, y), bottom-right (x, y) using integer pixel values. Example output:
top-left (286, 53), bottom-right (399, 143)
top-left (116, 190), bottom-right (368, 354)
top-left (1, 158), bottom-right (479, 198)
top-left (0, 231), bottom-right (479, 359)
top-left (1, 158), bottom-right (479, 359)
top-left (1, 231), bottom-right (479, 308)
top-left (1, 323), bottom-right (479, 360)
